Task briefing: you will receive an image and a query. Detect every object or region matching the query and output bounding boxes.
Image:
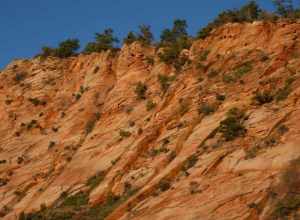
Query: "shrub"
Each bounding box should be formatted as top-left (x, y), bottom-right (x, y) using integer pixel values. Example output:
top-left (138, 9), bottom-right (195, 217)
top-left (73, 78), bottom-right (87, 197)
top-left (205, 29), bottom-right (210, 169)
top-left (222, 62), bottom-right (252, 83)
top-left (0, 160), bottom-right (7, 164)
top-left (269, 157), bottom-right (300, 219)
top-left (93, 66), bottom-right (100, 73)
top-left (219, 117), bottom-right (246, 141)
top-left (198, 50), bottom-right (210, 61)
top-left (28, 98), bottom-right (47, 106)
top-left (146, 100), bottom-right (156, 111)
top-left (260, 52), bottom-right (269, 62)
top-left (223, 74), bottom-right (235, 83)
top-left (48, 141), bottom-right (56, 149)
top-left (234, 62), bottom-right (252, 78)
top-left (207, 70), bottom-right (218, 78)
top-left (84, 28), bottom-right (119, 54)
top-left (227, 107), bottom-right (246, 119)
top-left (95, 112), bottom-right (101, 121)
top-left (40, 46), bottom-right (56, 58)
top-left (26, 120), bottom-right (38, 130)
top-left (87, 171), bottom-right (105, 190)
top-left (216, 94), bottom-right (226, 101)
top-left (52, 127), bottom-right (59, 132)
top-left (62, 191), bottom-right (89, 207)
top-left (253, 91), bottom-right (274, 105)
top-left (5, 99), bottom-right (12, 105)
top-left (119, 129), bottom-right (131, 138)
top-left (275, 87), bottom-right (292, 101)
top-left (219, 108), bottom-right (247, 141)
top-left (19, 187), bottom-right (138, 220)
top-left (85, 118), bottom-right (97, 135)
top-left (0, 178), bottom-right (8, 187)
top-left (150, 146), bottom-right (169, 157)
top-left (158, 74), bottom-right (175, 92)
top-left (128, 120), bottom-right (135, 127)
top-left (134, 82), bottom-right (147, 100)
top-left (75, 93), bottom-right (81, 100)
top-left (19, 212), bottom-right (26, 220)
top-left (274, 77), bottom-right (295, 102)
top-left (168, 151), bottom-right (177, 162)
top-left (158, 179), bottom-right (171, 192)
top-left (125, 106), bottom-right (133, 114)
top-left (199, 103), bottom-right (216, 115)
top-left (285, 76), bottom-right (295, 86)
top-left (15, 72), bottom-right (26, 82)
top-left (182, 155), bottom-right (198, 171)
top-left (173, 55), bottom-right (190, 72)
top-left (197, 25), bottom-right (213, 40)
top-left (277, 124), bottom-right (289, 135)
top-left (245, 145), bottom-right (260, 160)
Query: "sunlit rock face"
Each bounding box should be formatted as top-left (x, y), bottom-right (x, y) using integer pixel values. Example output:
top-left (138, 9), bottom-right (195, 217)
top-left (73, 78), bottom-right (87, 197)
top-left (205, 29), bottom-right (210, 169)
top-left (1, 22), bottom-right (300, 220)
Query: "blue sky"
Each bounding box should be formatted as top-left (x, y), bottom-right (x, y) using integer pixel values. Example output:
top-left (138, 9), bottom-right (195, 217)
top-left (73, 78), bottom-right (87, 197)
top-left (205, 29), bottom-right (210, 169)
top-left (0, 0), bottom-right (274, 69)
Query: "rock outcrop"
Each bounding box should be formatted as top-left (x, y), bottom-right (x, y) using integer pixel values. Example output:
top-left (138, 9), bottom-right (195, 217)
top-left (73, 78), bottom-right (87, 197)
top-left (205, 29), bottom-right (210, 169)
top-left (1, 21), bottom-right (300, 219)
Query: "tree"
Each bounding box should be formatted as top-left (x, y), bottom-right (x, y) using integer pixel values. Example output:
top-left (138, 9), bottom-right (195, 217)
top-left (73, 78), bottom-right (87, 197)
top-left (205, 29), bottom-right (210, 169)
top-left (84, 28), bottom-right (119, 53)
top-left (40, 46), bottom-right (55, 57)
top-left (137, 25), bottom-right (154, 45)
top-left (172, 19), bottom-right (188, 39)
top-left (123, 31), bottom-right (138, 45)
top-left (39, 39), bottom-right (80, 58)
top-left (158, 19), bottom-right (191, 68)
top-left (55, 39), bottom-right (80, 58)
top-left (196, 1), bottom-right (263, 39)
top-left (160, 19), bottom-right (188, 46)
top-left (95, 28), bottom-right (119, 50)
top-left (84, 42), bottom-right (99, 54)
top-left (197, 25), bottom-right (214, 40)
top-left (238, 1), bottom-right (260, 21)
top-left (160, 29), bottom-right (174, 46)
top-left (273, 0), bottom-right (294, 17)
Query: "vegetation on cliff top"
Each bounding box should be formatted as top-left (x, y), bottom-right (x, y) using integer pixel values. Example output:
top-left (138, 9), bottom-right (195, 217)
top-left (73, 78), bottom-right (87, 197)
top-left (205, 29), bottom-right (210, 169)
top-left (37, 1), bottom-right (300, 60)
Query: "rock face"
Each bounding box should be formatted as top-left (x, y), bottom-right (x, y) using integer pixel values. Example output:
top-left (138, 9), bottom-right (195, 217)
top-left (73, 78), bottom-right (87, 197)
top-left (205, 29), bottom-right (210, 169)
top-left (1, 21), bottom-right (300, 220)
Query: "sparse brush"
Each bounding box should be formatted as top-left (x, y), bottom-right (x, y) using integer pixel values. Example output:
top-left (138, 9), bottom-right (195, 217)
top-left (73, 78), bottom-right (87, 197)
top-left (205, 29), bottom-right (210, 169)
top-left (134, 82), bottom-right (147, 100)
top-left (253, 91), bottom-right (274, 105)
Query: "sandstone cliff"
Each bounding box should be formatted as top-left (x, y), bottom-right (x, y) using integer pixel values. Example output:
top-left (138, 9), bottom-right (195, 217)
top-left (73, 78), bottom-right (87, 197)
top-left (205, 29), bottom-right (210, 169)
top-left (1, 21), bottom-right (300, 220)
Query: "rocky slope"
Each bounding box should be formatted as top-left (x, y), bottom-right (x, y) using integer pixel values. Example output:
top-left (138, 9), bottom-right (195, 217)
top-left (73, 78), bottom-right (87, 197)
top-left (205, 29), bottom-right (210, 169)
top-left (1, 21), bottom-right (300, 220)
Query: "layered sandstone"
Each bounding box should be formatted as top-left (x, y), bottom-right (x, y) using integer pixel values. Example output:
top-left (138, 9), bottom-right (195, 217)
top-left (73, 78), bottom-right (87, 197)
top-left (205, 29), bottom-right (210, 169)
top-left (0, 21), bottom-right (300, 219)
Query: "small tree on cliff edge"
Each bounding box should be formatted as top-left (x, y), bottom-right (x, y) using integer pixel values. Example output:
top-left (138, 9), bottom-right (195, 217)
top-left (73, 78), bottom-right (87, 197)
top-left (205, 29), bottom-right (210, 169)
top-left (273, 0), bottom-right (300, 18)
top-left (273, 0), bottom-right (294, 17)
top-left (160, 19), bottom-right (189, 47)
top-left (55, 39), bottom-right (80, 58)
top-left (39, 38), bottom-right (80, 58)
top-left (84, 28), bottom-right (119, 54)
top-left (123, 31), bottom-right (138, 45)
top-left (158, 19), bottom-right (191, 66)
top-left (196, 1), bottom-right (261, 39)
top-left (123, 25), bottom-right (154, 46)
top-left (137, 25), bottom-right (154, 45)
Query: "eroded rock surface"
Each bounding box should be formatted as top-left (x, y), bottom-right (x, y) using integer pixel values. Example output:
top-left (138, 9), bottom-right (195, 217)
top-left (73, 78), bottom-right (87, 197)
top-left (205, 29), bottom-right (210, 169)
top-left (1, 22), bottom-right (300, 220)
